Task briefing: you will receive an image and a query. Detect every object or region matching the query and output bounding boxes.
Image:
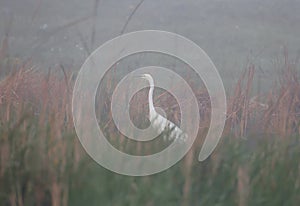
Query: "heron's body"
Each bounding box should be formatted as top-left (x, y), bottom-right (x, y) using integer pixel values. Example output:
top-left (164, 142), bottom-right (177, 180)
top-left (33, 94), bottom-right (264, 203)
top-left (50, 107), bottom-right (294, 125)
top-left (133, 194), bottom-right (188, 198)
top-left (140, 74), bottom-right (187, 143)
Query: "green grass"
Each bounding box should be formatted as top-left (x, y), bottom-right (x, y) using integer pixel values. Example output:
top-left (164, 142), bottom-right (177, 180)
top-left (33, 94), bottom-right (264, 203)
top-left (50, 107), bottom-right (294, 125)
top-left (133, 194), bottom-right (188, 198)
top-left (66, 136), bottom-right (300, 206)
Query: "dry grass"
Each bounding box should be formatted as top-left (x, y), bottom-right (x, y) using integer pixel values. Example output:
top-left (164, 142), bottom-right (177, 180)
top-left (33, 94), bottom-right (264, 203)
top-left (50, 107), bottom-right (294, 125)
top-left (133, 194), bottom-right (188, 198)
top-left (0, 58), bottom-right (80, 206)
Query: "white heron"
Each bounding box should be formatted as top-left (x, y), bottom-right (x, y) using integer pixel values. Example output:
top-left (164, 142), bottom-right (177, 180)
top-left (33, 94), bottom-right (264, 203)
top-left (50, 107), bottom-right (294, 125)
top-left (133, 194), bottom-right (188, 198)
top-left (138, 74), bottom-right (188, 143)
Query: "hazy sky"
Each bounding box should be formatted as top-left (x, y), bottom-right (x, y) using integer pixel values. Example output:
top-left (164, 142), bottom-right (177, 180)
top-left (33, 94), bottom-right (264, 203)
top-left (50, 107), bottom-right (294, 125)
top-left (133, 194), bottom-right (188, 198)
top-left (0, 0), bottom-right (299, 80)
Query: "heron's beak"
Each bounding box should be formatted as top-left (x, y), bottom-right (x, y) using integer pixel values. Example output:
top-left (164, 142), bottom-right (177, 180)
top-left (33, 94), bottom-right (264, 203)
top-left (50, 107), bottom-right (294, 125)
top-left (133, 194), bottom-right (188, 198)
top-left (135, 74), bottom-right (145, 79)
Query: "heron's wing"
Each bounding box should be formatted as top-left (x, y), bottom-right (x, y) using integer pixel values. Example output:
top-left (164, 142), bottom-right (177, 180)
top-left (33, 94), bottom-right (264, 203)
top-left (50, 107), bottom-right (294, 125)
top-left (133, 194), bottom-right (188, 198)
top-left (151, 113), bottom-right (168, 133)
top-left (151, 113), bottom-right (187, 143)
top-left (165, 121), bottom-right (188, 143)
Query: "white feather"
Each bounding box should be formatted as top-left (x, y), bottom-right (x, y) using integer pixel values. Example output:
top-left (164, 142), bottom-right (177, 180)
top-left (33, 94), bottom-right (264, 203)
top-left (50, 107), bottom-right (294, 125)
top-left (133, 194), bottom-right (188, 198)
top-left (140, 74), bottom-right (187, 143)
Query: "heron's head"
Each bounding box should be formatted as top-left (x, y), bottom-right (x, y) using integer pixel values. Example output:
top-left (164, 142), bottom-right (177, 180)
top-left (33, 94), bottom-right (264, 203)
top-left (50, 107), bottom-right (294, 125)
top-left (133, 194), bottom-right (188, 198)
top-left (137, 73), bottom-right (154, 86)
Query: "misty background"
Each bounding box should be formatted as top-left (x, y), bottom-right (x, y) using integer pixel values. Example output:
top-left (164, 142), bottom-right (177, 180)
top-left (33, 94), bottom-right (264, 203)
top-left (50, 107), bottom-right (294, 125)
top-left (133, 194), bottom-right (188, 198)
top-left (0, 0), bottom-right (299, 88)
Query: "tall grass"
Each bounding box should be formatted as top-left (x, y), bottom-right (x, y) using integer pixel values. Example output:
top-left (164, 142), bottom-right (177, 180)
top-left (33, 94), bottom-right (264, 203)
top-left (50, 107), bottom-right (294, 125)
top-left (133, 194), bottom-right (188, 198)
top-left (0, 59), bottom-right (80, 206)
top-left (0, 40), bottom-right (299, 206)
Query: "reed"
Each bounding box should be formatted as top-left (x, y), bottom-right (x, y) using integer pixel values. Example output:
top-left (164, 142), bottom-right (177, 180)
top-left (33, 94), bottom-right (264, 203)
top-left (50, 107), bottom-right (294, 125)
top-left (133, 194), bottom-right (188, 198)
top-left (0, 38), bottom-right (299, 205)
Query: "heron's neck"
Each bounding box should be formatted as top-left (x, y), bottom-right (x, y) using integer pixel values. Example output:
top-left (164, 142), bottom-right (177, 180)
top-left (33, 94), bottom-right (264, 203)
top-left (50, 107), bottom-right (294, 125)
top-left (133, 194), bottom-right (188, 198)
top-left (148, 82), bottom-right (155, 119)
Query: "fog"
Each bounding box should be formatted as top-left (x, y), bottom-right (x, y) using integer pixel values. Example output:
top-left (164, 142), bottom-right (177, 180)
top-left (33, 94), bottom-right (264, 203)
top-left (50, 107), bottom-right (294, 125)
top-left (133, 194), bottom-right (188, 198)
top-left (1, 1), bottom-right (300, 205)
top-left (1, 0), bottom-right (299, 78)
